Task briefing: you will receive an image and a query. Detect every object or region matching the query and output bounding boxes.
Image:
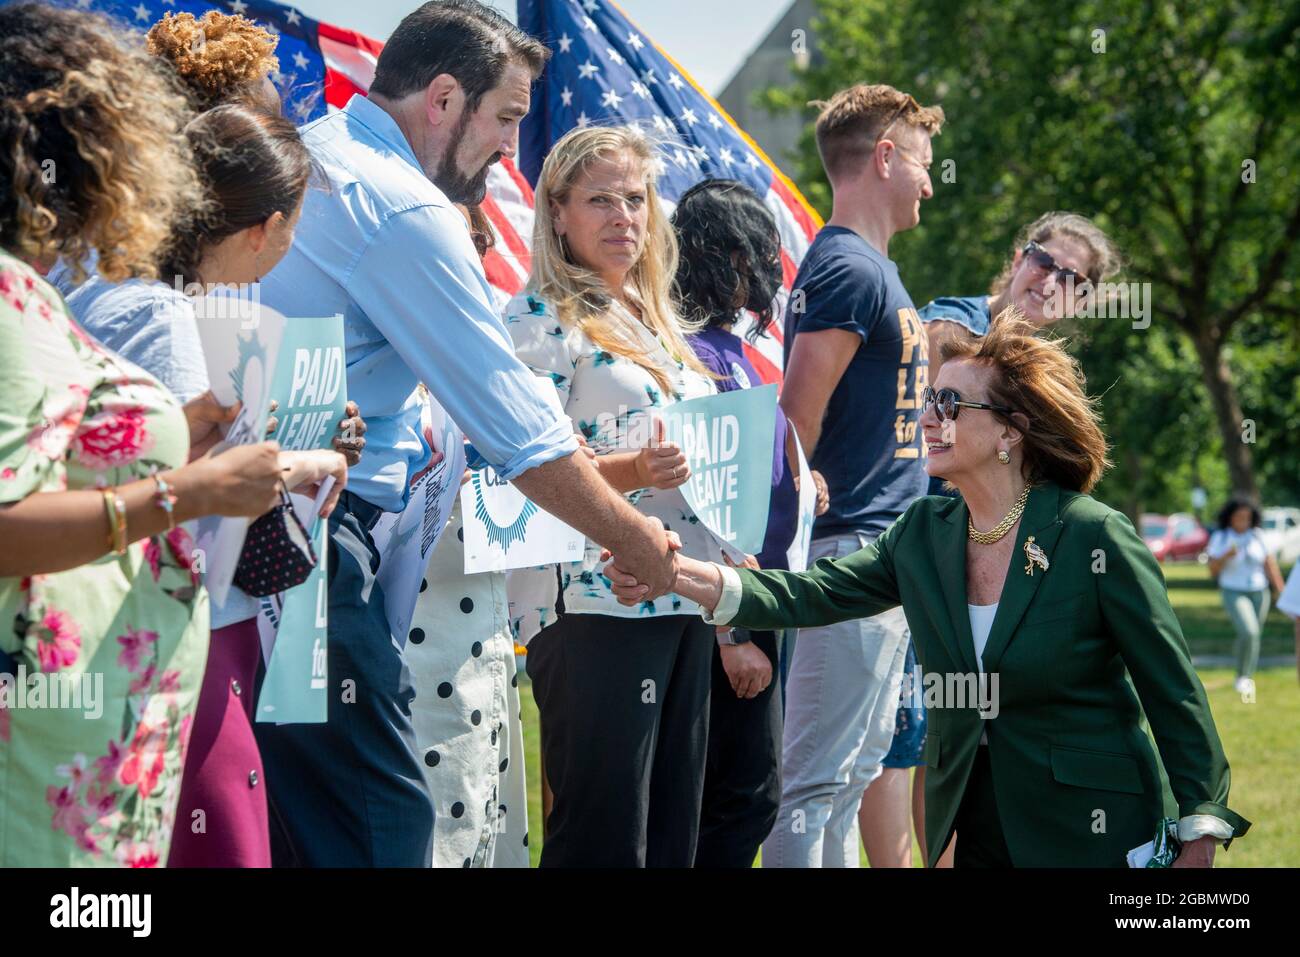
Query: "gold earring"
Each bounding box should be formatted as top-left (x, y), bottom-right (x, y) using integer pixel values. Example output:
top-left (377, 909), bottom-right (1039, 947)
top-left (998, 450), bottom-right (1010, 464)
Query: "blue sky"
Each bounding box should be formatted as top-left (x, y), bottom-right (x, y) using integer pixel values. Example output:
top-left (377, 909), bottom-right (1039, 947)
top-left (289, 0), bottom-right (794, 94)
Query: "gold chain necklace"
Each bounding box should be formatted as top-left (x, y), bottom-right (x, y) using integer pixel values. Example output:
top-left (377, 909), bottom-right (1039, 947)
top-left (968, 484), bottom-right (1032, 544)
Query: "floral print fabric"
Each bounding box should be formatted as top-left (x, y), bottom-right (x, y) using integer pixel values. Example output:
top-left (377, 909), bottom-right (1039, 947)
top-left (502, 292), bottom-right (718, 633)
top-left (0, 252), bottom-right (208, 866)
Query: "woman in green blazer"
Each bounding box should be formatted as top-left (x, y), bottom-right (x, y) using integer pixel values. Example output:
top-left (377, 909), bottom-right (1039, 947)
top-left (605, 315), bottom-right (1250, 867)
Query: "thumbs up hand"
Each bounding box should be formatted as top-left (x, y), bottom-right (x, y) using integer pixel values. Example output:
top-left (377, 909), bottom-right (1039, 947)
top-left (633, 416), bottom-right (690, 490)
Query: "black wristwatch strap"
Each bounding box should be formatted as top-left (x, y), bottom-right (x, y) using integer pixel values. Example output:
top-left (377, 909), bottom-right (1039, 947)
top-left (717, 627), bottom-right (753, 645)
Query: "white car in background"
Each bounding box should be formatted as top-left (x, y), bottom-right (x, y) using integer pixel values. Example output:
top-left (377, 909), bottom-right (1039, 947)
top-left (1260, 507), bottom-right (1300, 565)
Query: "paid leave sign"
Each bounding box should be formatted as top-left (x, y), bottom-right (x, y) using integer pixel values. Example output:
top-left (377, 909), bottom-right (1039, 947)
top-left (255, 315), bottom-right (346, 725)
top-left (373, 390), bottom-right (465, 644)
top-left (270, 317), bottom-right (348, 451)
top-left (256, 512), bottom-right (328, 724)
top-left (460, 377), bottom-right (586, 574)
top-left (662, 384), bottom-right (777, 557)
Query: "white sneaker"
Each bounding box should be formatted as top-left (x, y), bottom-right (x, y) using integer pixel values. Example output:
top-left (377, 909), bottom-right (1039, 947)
top-left (1235, 676), bottom-right (1256, 703)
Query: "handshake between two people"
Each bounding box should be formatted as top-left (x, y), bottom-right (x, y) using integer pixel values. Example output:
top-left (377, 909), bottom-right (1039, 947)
top-left (599, 531), bottom-right (729, 614)
top-left (588, 416), bottom-right (752, 612)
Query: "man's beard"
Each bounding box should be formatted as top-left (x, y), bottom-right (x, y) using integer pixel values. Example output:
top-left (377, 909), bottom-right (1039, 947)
top-left (433, 110), bottom-right (501, 205)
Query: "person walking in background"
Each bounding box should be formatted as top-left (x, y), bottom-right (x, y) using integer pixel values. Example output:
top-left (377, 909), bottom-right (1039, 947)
top-left (1208, 499), bottom-right (1285, 703)
top-left (671, 178), bottom-right (805, 867)
top-left (766, 83), bottom-right (943, 868)
top-left (505, 124), bottom-right (719, 867)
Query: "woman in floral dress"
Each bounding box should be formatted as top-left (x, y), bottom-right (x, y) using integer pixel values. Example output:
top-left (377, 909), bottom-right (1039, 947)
top-left (0, 4), bottom-right (297, 866)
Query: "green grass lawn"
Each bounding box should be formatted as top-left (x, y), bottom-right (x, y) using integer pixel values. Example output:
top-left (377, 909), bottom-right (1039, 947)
top-left (514, 561), bottom-right (1299, 867)
top-left (1161, 561), bottom-right (1296, 659)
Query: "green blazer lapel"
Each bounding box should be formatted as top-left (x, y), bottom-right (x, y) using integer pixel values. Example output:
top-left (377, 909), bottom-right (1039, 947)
top-left (931, 496), bottom-right (981, 675)
top-left (981, 482), bottom-right (1064, 675)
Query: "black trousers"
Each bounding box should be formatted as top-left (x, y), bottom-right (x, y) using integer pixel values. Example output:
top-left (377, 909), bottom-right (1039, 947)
top-left (952, 746), bottom-right (1014, 868)
top-left (527, 611), bottom-right (713, 867)
top-left (254, 491), bottom-right (435, 867)
top-left (695, 630), bottom-right (782, 868)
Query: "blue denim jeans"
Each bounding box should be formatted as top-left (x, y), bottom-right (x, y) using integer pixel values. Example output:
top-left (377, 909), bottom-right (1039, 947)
top-left (255, 491), bottom-right (434, 866)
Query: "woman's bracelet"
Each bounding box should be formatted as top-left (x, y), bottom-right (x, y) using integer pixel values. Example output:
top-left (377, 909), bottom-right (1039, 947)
top-left (152, 473), bottom-right (178, 531)
top-left (101, 487), bottom-right (128, 555)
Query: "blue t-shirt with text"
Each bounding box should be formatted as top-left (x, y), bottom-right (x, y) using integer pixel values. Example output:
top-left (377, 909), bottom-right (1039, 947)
top-left (785, 226), bottom-right (929, 538)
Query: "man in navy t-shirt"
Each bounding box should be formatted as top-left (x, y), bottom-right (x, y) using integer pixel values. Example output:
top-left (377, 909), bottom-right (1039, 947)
top-left (784, 230), bottom-right (930, 536)
top-left (765, 83), bottom-right (944, 868)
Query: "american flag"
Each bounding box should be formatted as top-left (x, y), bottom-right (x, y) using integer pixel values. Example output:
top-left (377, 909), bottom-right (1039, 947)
top-left (518, 0), bottom-right (822, 385)
top-left (30, 0), bottom-right (822, 384)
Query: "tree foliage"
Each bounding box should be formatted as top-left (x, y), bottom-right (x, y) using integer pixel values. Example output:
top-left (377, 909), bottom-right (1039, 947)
top-left (761, 0), bottom-right (1300, 516)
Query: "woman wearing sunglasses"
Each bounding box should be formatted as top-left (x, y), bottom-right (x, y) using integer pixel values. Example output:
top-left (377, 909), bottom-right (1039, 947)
top-left (602, 313), bottom-right (1249, 867)
top-left (921, 212), bottom-right (1120, 384)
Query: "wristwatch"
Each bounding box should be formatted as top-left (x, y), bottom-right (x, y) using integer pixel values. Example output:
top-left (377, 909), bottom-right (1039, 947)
top-left (715, 627), bottom-right (752, 646)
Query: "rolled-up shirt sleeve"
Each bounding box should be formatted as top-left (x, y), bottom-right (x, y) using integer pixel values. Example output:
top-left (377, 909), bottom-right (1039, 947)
top-left (346, 206), bottom-right (577, 479)
top-left (1177, 814), bottom-right (1235, 844)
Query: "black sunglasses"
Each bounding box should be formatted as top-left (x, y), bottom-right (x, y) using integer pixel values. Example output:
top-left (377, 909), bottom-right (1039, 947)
top-left (922, 386), bottom-right (1016, 421)
top-left (1023, 241), bottom-right (1093, 292)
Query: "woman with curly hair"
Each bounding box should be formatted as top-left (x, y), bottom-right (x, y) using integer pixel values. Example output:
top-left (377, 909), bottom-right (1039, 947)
top-left (146, 9), bottom-right (282, 113)
top-left (46, 9), bottom-right (284, 299)
top-left (0, 2), bottom-right (338, 867)
top-left (64, 102), bottom-right (354, 868)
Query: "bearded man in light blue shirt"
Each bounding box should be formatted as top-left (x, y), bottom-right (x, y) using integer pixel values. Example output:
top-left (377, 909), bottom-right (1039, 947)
top-left (256, 0), bottom-right (680, 867)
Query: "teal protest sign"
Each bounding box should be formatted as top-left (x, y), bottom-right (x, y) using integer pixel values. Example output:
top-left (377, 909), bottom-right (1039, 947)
top-left (268, 316), bottom-right (348, 451)
top-left (255, 516), bottom-right (329, 723)
top-left (255, 316), bottom-right (347, 724)
top-left (661, 384), bottom-right (777, 557)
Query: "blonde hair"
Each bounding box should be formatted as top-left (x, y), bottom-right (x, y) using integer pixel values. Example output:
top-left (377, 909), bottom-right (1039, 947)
top-left (941, 308), bottom-right (1111, 493)
top-left (0, 4), bottom-right (205, 283)
top-left (529, 124), bottom-right (709, 394)
top-left (146, 11), bottom-right (280, 111)
top-left (990, 211), bottom-right (1122, 299)
top-left (812, 83), bottom-right (944, 182)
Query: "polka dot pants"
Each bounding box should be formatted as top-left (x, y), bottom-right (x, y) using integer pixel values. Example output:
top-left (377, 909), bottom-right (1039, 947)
top-left (406, 500), bottom-right (529, 868)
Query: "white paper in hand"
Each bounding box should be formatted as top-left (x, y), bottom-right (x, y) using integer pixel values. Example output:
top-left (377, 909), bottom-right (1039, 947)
top-left (1126, 840), bottom-right (1156, 868)
top-left (190, 300), bottom-right (285, 606)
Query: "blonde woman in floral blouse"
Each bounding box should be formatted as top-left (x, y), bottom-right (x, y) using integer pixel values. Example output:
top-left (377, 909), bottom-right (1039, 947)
top-left (0, 4), bottom-right (335, 866)
top-left (504, 125), bottom-right (722, 867)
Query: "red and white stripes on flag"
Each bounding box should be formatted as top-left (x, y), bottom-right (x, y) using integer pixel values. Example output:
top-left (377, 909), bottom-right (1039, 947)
top-left (315, 13), bottom-right (821, 387)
